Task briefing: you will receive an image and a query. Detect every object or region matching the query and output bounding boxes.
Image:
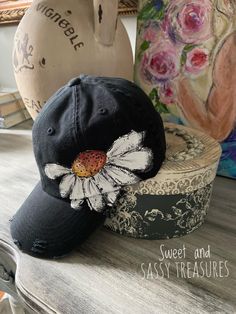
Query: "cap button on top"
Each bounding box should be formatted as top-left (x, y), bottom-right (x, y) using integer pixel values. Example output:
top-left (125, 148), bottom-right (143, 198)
top-left (68, 77), bottom-right (81, 87)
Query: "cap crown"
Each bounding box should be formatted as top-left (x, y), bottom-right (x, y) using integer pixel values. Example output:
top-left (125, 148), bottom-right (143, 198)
top-left (33, 75), bottom-right (166, 199)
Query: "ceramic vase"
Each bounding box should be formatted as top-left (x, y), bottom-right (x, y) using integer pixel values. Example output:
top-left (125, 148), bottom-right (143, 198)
top-left (13, 0), bottom-right (133, 119)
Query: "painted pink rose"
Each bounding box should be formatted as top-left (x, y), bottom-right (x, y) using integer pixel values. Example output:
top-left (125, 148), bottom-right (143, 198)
top-left (166, 0), bottom-right (213, 44)
top-left (159, 81), bottom-right (176, 104)
top-left (141, 37), bottom-right (180, 84)
top-left (185, 48), bottom-right (209, 74)
top-left (142, 21), bottom-right (160, 43)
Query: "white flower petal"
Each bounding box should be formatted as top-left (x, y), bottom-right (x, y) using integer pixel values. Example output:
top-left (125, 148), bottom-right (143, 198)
top-left (108, 148), bottom-right (153, 172)
top-left (93, 170), bottom-right (118, 194)
top-left (71, 199), bottom-right (84, 210)
top-left (87, 194), bottom-right (105, 212)
top-left (104, 165), bottom-right (140, 185)
top-left (105, 190), bottom-right (120, 206)
top-left (45, 164), bottom-right (71, 179)
top-left (82, 179), bottom-right (105, 212)
top-left (83, 178), bottom-right (101, 198)
top-left (59, 174), bottom-right (76, 198)
top-left (70, 177), bottom-right (84, 200)
top-left (107, 131), bottom-right (145, 158)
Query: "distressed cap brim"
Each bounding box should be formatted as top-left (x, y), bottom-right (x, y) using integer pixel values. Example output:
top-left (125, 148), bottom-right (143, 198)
top-left (10, 182), bottom-right (105, 258)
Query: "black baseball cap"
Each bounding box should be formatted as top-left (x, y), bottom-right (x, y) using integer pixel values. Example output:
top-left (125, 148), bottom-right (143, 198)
top-left (10, 75), bottom-right (166, 258)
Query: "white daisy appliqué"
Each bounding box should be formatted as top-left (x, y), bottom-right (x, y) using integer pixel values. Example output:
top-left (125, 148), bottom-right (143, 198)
top-left (44, 130), bottom-right (153, 212)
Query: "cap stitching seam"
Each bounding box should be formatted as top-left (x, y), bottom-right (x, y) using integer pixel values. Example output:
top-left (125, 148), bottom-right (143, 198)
top-left (73, 85), bottom-right (80, 147)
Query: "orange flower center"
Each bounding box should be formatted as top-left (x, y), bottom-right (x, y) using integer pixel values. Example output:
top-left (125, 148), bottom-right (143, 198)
top-left (72, 150), bottom-right (107, 177)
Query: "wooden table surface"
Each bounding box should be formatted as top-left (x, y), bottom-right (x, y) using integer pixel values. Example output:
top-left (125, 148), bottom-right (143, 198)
top-left (0, 121), bottom-right (235, 314)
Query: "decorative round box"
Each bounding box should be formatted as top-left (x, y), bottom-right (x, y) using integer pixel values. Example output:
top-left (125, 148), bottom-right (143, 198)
top-left (104, 123), bottom-right (222, 239)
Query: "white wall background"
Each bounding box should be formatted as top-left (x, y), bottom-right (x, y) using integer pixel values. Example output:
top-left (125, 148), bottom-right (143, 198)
top-left (0, 16), bottom-right (137, 89)
top-left (0, 25), bottom-right (17, 88)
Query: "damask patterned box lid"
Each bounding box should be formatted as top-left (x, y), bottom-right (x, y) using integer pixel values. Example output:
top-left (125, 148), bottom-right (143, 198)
top-left (105, 123), bottom-right (222, 239)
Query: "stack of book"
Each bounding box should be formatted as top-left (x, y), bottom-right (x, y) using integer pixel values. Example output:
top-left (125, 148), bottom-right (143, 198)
top-left (0, 89), bottom-right (31, 128)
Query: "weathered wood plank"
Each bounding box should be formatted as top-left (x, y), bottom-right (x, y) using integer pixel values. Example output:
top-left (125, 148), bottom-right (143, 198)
top-left (0, 121), bottom-right (235, 314)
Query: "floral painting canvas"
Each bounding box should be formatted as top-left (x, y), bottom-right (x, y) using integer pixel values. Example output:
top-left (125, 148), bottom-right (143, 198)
top-left (134, 0), bottom-right (236, 178)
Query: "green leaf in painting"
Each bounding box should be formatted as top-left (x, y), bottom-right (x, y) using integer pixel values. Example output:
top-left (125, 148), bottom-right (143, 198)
top-left (138, 1), bottom-right (165, 21)
top-left (181, 44), bottom-right (197, 66)
top-left (140, 40), bottom-right (150, 52)
top-left (156, 102), bottom-right (169, 114)
top-left (149, 88), bottom-right (158, 100)
top-left (184, 44), bottom-right (197, 53)
top-left (149, 88), bottom-right (170, 114)
top-left (137, 40), bottom-right (150, 61)
top-left (180, 53), bottom-right (187, 67)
